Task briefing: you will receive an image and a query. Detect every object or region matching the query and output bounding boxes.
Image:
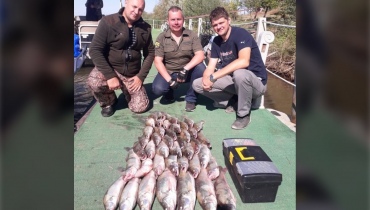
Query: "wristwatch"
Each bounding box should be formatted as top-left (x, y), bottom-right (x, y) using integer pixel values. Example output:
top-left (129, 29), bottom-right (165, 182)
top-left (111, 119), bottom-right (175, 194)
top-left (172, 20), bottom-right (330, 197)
top-left (209, 74), bottom-right (217, 83)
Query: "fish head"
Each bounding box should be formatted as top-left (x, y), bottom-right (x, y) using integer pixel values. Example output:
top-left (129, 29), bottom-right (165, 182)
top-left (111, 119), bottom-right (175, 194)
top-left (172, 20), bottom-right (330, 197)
top-left (180, 163), bottom-right (188, 172)
top-left (203, 202), bottom-right (217, 210)
top-left (162, 196), bottom-right (176, 210)
top-left (178, 197), bottom-right (192, 210)
top-left (139, 199), bottom-right (151, 210)
top-left (192, 170), bottom-right (200, 178)
top-left (171, 166), bottom-right (179, 176)
top-left (104, 197), bottom-right (118, 210)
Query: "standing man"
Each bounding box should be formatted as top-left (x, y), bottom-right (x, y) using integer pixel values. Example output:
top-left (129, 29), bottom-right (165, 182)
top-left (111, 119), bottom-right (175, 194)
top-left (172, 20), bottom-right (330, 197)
top-left (193, 7), bottom-right (267, 129)
top-left (152, 6), bottom-right (206, 112)
top-left (85, 0), bottom-right (104, 21)
top-left (87, 0), bottom-right (154, 117)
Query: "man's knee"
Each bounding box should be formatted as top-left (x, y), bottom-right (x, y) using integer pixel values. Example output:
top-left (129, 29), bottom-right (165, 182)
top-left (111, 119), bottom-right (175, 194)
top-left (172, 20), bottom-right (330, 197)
top-left (233, 69), bottom-right (253, 84)
top-left (130, 100), bottom-right (149, 113)
top-left (151, 83), bottom-right (166, 96)
top-left (192, 78), bottom-right (203, 93)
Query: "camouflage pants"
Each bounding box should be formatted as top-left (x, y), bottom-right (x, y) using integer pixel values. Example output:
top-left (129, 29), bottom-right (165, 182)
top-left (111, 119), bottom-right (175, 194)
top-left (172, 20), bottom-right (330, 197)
top-left (87, 67), bottom-right (149, 113)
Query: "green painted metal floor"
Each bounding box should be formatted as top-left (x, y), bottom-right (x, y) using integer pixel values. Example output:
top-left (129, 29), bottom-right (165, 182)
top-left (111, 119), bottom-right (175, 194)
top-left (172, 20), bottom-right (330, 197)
top-left (74, 65), bottom-right (296, 210)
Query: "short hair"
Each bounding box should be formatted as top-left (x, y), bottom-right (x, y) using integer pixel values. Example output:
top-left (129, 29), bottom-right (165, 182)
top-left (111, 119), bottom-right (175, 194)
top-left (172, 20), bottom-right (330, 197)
top-left (167, 6), bottom-right (184, 19)
top-left (209, 7), bottom-right (229, 23)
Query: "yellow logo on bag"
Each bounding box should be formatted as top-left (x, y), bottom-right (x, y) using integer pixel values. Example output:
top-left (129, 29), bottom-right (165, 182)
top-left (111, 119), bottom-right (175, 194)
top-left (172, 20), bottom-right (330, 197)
top-left (229, 151), bottom-right (234, 165)
top-left (235, 147), bottom-right (255, 161)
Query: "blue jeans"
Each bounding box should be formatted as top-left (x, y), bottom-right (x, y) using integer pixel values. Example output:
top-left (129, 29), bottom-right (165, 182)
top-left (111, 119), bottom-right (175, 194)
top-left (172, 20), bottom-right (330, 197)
top-left (152, 63), bottom-right (206, 103)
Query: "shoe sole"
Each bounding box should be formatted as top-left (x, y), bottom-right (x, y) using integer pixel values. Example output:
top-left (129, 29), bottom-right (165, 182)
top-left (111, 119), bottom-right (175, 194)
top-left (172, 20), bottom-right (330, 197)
top-left (231, 116), bottom-right (252, 130)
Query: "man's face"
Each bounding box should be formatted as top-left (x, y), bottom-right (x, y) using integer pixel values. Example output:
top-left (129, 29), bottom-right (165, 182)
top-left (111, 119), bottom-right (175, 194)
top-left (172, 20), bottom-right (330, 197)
top-left (124, 0), bottom-right (145, 23)
top-left (211, 17), bottom-right (230, 37)
top-left (167, 10), bottom-right (184, 33)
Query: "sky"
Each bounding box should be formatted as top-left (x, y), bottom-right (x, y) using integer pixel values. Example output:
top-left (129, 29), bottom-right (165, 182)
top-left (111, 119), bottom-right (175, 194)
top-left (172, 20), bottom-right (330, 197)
top-left (74, 0), bottom-right (158, 16)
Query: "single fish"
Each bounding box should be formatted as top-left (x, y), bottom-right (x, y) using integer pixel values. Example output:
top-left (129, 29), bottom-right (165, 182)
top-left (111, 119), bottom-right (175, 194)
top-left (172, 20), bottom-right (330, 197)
top-left (182, 142), bottom-right (195, 160)
top-left (206, 156), bottom-right (220, 180)
top-left (163, 119), bottom-right (171, 129)
top-left (165, 155), bottom-right (179, 176)
top-left (148, 112), bottom-right (160, 120)
top-left (165, 128), bottom-right (177, 141)
top-left (163, 134), bottom-right (175, 149)
top-left (188, 154), bottom-right (201, 178)
top-left (179, 129), bottom-right (191, 142)
top-left (177, 170), bottom-right (196, 210)
top-left (135, 158), bottom-right (153, 178)
top-left (188, 127), bottom-right (198, 139)
top-left (138, 135), bottom-right (150, 148)
top-left (149, 111), bottom-right (165, 121)
top-left (119, 177), bottom-right (140, 210)
top-left (137, 170), bottom-right (157, 210)
top-left (197, 132), bottom-right (212, 149)
top-left (122, 149), bottom-right (141, 181)
top-left (143, 126), bottom-right (154, 139)
top-left (156, 118), bottom-right (165, 127)
top-left (169, 141), bottom-right (182, 158)
top-left (150, 132), bottom-right (162, 146)
top-left (178, 156), bottom-right (189, 172)
top-left (132, 141), bottom-right (147, 160)
top-left (153, 153), bottom-right (166, 177)
top-left (195, 168), bottom-right (217, 210)
top-left (154, 127), bottom-right (165, 137)
top-left (190, 138), bottom-right (202, 155)
top-left (183, 116), bottom-right (194, 128)
top-left (157, 141), bottom-right (169, 158)
top-left (177, 136), bottom-right (188, 149)
top-left (144, 140), bottom-right (156, 159)
top-left (145, 117), bottom-right (155, 127)
top-left (214, 167), bottom-right (236, 210)
top-left (179, 121), bottom-right (189, 131)
top-left (193, 120), bottom-right (205, 132)
top-left (168, 116), bottom-right (179, 124)
top-left (156, 169), bottom-right (177, 210)
top-left (103, 176), bottom-right (127, 210)
top-left (199, 144), bottom-right (211, 168)
top-left (169, 123), bottom-right (181, 134)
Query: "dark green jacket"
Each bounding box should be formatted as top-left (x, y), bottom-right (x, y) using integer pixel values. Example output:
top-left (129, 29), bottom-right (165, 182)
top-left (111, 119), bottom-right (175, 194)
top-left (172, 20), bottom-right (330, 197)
top-left (89, 7), bottom-right (154, 81)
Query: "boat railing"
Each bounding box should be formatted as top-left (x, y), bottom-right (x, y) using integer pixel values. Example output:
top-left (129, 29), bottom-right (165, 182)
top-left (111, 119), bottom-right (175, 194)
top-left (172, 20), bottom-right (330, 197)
top-left (78, 21), bottom-right (99, 58)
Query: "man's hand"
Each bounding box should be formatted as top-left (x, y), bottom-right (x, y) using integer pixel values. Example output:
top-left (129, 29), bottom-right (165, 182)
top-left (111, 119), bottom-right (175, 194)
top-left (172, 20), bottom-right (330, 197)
top-left (202, 74), bottom-right (213, 91)
top-left (107, 77), bottom-right (121, 90)
top-left (177, 68), bottom-right (189, 83)
top-left (168, 79), bottom-right (179, 89)
top-left (128, 76), bottom-right (143, 92)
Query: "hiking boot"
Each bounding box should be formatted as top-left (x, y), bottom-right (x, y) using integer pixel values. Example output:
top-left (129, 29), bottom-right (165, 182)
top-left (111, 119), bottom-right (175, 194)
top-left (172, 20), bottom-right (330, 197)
top-left (101, 105), bottom-right (115, 117)
top-left (185, 102), bottom-right (196, 112)
top-left (163, 92), bottom-right (175, 103)
top-left (231, 114), bottom-right (251, 130)
top-left (101, 100), bottom-right (117, 117)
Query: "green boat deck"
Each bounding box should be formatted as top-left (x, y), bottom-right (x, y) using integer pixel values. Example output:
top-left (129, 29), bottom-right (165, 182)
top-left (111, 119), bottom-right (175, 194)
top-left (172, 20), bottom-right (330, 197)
top-left (74, 29), bottom-right (296, 210)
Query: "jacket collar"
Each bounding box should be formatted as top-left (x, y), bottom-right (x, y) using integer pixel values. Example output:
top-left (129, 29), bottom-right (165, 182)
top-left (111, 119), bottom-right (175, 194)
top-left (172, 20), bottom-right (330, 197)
top-left (164, 27), bottom-right (190, 38)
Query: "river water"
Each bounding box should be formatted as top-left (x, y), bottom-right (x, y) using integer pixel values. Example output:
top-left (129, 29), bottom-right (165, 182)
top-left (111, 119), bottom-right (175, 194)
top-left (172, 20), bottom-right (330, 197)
top-left (74, 67), bottom-right (295, 132)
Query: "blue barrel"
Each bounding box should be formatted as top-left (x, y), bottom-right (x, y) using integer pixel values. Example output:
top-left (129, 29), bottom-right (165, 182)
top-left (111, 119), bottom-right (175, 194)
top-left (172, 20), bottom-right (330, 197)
top-left (74, 34), bottom-right (81, 57)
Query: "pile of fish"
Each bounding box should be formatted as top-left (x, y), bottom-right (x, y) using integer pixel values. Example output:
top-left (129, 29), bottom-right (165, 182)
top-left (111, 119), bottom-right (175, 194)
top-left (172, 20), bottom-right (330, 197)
top-left (103, 111), bottom-right (236, 210)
